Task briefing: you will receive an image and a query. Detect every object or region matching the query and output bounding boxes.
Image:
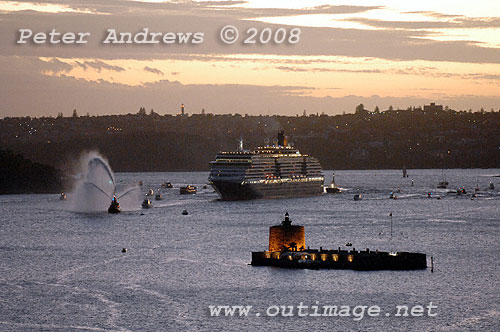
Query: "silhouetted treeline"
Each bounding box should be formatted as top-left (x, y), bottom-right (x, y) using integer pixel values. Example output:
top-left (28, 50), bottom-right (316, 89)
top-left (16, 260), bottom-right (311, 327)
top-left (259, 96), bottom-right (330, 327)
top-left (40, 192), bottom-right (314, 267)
top-left (0, 149), bottom-right (65, 194)
top-left (1, 106), bottom-right (499, 172)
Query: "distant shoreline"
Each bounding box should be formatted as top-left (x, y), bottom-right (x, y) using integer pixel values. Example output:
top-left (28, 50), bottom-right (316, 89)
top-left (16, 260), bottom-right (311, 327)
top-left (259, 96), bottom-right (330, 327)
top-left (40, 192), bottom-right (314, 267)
top-left (1, 107), bottom-right (499, 172)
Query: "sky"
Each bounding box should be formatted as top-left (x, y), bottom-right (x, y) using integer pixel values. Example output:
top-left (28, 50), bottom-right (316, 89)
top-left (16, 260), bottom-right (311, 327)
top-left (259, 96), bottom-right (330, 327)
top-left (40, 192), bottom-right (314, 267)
top-left (1, 0), bottom-right (500, 117)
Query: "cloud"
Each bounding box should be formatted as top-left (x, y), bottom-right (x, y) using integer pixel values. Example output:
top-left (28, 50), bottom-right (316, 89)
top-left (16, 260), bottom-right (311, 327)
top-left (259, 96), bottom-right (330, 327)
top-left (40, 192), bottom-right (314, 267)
top-left (346, 16), bottom-right (500, 30)
top-left (1, 1), bottom-right (378, 18)
top-left (274, 64), bottom-right (500, 84)
top-left (75, 60), bottom-right (125, 72)
top-left (275, 66), bottom-right (382, 73)
top-left (2, 8), bottom-right (500, 64)
top-left (39, 57), bottom-right (73, 73)
top-left (143, 66), bottom-right (163, 75)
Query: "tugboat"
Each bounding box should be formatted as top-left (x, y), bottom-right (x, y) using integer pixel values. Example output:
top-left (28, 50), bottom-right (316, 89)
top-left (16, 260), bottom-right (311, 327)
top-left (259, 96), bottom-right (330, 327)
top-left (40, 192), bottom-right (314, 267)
top-left (142, 198), bottom-right (152, 209)
top-left (180, 185), bottom-right (197, 195)
top-left (325, 174), bottom-right (341, 194)
top-left (108, 196), bottom-right (121, 214)
top-left (155, 189), bottom-right (163, 201)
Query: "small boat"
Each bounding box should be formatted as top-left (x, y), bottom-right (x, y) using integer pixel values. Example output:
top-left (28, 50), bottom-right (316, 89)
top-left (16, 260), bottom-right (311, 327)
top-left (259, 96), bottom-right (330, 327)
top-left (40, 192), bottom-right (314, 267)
top-left (161, 182), bottom-right (173, 189)
top-left (353, 194), bottom-right (362, 201)
top-left (180, 185), bottom-right (197, 195)
top-left (345, 242), bottom-right (353, 247)
top-left (108, 196), bottom-right (120, 213)
top-left (474, 175), bottom-right (480, 192)
top-left (457, 187), bottom-right (467, 195)
top-left (489, 182), bottom-right (495, 190)
top-left (182, 209), bottom-right (189, 215)
top-left (325, 174), bottom-right (341, 194)
top-left (142, 198), bottom-right (152, 209)
top-left (60, 192), bottom-right (67, 200)
top-left (437, 181), bottom-right (448, 189)
top-left (146, 189), bottom-right (154, 196)
top-left (437, 169), bottom-right (448, 189)
top-left (389, 192), bottom-right (397, 199)
top-left (155, 189), bottom-right (163, 201)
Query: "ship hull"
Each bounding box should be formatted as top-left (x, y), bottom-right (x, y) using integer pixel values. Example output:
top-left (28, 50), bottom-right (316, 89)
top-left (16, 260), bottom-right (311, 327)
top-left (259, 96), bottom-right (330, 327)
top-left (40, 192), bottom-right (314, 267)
top-left (211, 179), bottom-right (324, 200)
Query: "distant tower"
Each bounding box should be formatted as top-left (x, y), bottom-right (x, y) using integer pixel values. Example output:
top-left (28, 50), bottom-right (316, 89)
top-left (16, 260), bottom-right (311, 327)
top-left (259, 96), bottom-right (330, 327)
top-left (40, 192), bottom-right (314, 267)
top-left (181, 104), bottom-right (185, 116)
top-left (269, 212), bottom-right (305, 252)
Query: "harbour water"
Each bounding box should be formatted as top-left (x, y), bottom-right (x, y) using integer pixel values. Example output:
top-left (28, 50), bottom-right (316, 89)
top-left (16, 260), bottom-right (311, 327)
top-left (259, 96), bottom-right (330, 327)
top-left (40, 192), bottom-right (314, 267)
top-left (1, 169), bottom-right (499, 331)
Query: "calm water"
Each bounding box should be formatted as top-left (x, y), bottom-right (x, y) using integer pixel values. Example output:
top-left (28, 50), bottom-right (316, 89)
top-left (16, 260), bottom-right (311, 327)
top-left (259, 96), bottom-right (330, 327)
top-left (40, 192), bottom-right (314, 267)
top-left (1, 169), bottom-right (499, 331)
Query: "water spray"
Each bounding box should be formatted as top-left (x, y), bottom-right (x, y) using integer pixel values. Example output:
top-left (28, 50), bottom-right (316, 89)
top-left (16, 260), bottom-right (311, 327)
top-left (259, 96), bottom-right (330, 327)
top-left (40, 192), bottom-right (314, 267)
top-left (70, 152), bottom-right (139, 213)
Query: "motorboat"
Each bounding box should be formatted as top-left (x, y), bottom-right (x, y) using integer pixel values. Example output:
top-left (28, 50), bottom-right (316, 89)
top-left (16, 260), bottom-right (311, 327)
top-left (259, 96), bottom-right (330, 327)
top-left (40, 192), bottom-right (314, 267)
top-left (180, 185), bottom-right (197, 195)
top-left (146, 188), bottom-right (154, 196)
top-left (155, 189), bottom-right (163, 200)
top-left (142, 198), bottom-right (152, 209)
top-left (353, 194), bottom-right (362, 201)
top-left (182, 209), bottom-right (189, 215)
top-left (161, 182), bottom-right (173, 188)
top-left (108, 196), bottom-right (121, 213)
top-left (60, 192), bottom-right (67, 200)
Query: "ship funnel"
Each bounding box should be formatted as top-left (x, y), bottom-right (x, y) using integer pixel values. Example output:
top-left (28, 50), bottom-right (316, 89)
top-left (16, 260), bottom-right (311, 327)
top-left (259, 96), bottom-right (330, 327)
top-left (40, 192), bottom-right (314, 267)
top-left (277, 131), bottom-right (287, 147)
top-left (238, 137), bottom-right (244, 151)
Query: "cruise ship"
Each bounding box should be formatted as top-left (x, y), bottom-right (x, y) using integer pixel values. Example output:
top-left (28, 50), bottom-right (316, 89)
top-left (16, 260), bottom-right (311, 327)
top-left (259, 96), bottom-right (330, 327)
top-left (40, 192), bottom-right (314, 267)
top-left (208, 131), bottom-right (324, 200)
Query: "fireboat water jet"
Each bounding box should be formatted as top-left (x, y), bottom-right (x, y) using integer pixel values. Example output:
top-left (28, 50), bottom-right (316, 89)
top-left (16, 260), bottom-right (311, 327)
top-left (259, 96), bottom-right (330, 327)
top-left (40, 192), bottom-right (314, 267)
top-left (70, 152), bottom-right (139, 213)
